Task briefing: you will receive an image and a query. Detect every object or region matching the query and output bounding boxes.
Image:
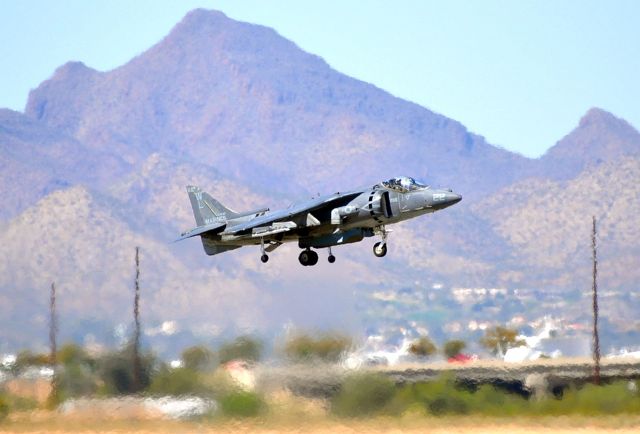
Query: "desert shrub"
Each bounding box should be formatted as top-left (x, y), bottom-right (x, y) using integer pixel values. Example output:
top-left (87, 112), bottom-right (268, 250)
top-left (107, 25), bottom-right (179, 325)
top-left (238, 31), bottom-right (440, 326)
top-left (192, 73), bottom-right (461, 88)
top-left (4, 394), bottom-right (38, 412)
top-left (57, 361), bottom-right (98, 398)
top-left (149, 367), bottom-right (210, 396)
top-left (400, 375), bottom-right (470, 416)
top-left (12, 350), bottom-right (49, 374)
top-left (58, 343), bottom-right (94, 367)
top-left (96, 345), bottom-right (156, 395)
top-left (408, 337), bottom-right (437, 358)
top-left (181, 346), bottom-right (216, 372)
top-left (200, 369), bottom-right (241, 398)
top-left (218, 336), bottom-right (262, 365)
top-left (219, 390), bottom-right (266, 417)
top-left (467, 384), bottom-right (527, 416)
top-left (530, 381), bottom-right (640, 416)
top-left (393, 375), bottom-right (528, 416)
top-left (0, 394), bottom-right (8, 422)
top-left (331, 373), bottom-right (396, 417)
top-left (443, 340), bottom-right (466, 358)
top-left (395, 377), bottom-right (640, 417)
top-left (285, 333), bottom-right (351, 362)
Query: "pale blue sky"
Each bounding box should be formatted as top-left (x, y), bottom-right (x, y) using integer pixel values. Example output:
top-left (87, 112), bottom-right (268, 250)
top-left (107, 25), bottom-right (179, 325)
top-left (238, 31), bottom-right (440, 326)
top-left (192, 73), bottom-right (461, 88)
top-left (1, 0), bottom-right (638, 157)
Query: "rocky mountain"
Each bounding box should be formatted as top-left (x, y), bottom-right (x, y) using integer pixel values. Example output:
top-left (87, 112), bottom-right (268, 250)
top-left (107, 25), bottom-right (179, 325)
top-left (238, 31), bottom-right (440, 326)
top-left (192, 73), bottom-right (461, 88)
top-left (538, 108), bottom-right (640, 180)
top-left (1, 9), bottom-right (639, 353)
top-left (0, 109), bottom-right (127, 220)
top-left (24, 9), bottom-right (528, 199)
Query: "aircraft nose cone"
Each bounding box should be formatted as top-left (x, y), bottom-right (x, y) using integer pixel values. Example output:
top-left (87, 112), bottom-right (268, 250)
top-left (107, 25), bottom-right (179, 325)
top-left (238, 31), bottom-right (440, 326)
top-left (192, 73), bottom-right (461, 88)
top-left (448, 192), bottom-right (462, 205)
top-left (430, 190), bottom-right (462, 209)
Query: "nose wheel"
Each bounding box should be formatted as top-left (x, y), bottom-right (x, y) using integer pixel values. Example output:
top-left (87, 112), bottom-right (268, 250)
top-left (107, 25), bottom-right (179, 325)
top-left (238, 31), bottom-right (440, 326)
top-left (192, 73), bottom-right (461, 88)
top-left (299, 248), bottom-right (319, 266)
top-left (373, 242), bottom-right (387, 257)
top-left (373, 225), bottom-right (390, 258)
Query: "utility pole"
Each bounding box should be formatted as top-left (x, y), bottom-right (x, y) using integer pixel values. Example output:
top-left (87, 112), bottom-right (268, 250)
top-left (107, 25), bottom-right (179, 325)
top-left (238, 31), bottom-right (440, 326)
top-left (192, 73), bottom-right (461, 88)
top-left (591, 216), bottom-right (601, 385)
top-left (48, 282), bottom-right (58, 406)
top-left (132, 246), bottom-right (142, 392)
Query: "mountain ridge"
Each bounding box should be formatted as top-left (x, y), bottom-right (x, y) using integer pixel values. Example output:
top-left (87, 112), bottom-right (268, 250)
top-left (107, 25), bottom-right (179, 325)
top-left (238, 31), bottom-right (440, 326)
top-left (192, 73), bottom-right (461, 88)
top-left (1, 8), bottom-right (639, 352)
top-left (24, 8), bottom-right (530, 199)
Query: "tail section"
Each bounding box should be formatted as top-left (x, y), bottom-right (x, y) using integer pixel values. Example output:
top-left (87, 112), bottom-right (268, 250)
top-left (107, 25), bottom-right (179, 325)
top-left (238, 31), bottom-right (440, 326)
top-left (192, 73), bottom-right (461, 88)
top-left (186, 185), bottom-right (238, 226)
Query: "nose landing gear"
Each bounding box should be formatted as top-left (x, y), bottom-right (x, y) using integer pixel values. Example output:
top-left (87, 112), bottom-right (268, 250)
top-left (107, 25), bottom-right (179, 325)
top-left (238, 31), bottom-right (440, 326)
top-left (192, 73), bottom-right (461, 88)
top-left (373, 225), bottom-right (390, 258)
top-left (299, 248), bottom-right (319, 266)
top-left (373, 242), bottom-right (387, 257)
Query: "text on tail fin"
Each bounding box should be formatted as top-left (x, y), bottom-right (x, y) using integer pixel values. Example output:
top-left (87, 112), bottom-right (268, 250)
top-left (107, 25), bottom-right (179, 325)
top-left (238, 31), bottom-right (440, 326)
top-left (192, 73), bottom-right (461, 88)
top-left (186, 185), bottom-right (237, 226)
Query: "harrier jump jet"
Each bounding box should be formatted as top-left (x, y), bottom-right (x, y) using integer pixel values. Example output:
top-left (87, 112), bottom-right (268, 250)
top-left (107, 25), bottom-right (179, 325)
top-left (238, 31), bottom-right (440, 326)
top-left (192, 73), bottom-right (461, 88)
top-left (177, 177), bottom-right (461, 266)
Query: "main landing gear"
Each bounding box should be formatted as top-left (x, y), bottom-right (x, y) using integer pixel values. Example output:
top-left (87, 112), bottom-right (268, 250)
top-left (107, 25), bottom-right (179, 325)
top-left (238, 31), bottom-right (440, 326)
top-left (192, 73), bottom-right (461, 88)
top-left (298, 247), bottom-right (336, 266)
top-left (298, 248), bottom-right (318, 266)
top-left (260, 238), bottom-right (269, 263)
top-left (373, 225), bottom-right (390, 258)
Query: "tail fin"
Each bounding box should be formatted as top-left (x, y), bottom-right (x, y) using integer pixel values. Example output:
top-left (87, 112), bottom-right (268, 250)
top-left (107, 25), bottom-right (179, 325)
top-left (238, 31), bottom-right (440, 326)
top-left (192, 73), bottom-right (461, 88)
top-left (186, 185), bottom-right (238, 226)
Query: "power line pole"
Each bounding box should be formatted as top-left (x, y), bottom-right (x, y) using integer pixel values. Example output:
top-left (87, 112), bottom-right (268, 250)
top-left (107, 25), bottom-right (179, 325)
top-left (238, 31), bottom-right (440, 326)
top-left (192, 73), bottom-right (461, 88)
top-left (48, 282), bottom-right (58, 406)
top-left (591, 216), bottom-right (601, 385)
top-left (132, 246), bottom-right (142, 392)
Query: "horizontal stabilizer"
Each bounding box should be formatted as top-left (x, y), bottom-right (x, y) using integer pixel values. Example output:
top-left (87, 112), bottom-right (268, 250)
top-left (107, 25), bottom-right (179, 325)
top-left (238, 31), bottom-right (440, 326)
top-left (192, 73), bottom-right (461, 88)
top-left (201, 239), bottom-right (242, 256)
top-left (174, 221), bottom-right (226, 242)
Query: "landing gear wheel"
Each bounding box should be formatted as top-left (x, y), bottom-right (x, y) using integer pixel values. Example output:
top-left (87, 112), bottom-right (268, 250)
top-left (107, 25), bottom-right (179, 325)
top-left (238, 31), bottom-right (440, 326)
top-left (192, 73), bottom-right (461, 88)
top-left (308, 250), bottom-right (319, 266)
top-left (261, 254), bottom-right (269, 263)
top-left (299, 250), bottom-right (311, 266)
top-left (327, 247), bottom-right (336, 264)
top-left (299, 249), bottom-right (318, 266)
top-left (373, 242), bottom-right (387, 258)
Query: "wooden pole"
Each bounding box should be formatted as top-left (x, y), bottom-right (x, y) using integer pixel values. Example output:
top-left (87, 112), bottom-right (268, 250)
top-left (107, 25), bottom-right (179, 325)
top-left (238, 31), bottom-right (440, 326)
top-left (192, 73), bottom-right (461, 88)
top-left (132, 246), bottom-right (142, 392)
top-left (48, 282), bottom-right (58, 405)
top-left (591, 216), bottom-right (601, 385)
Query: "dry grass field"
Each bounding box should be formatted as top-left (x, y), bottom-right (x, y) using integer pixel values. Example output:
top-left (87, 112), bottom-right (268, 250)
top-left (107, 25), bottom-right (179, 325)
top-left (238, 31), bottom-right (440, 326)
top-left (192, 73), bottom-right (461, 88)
top-left (2, 412), bottom-right (640, 434)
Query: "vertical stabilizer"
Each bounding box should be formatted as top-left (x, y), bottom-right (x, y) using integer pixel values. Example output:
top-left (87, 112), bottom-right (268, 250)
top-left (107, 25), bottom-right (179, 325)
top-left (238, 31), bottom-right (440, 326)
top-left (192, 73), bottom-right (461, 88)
top-left (186, 185), bottom-right (238, 226)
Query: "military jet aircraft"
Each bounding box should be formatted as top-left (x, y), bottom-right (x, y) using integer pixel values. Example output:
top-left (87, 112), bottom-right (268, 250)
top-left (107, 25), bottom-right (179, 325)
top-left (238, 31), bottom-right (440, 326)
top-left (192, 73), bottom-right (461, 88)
top-left (177, 176), bottom-right (461, 266)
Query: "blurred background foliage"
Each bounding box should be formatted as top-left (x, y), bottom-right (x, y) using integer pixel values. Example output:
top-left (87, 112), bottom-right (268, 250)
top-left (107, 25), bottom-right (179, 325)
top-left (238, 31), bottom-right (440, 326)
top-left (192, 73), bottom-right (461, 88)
top-left (283, 332), bottom-right (351, 362)
top-left (2, 331), bottom-right (640, 421)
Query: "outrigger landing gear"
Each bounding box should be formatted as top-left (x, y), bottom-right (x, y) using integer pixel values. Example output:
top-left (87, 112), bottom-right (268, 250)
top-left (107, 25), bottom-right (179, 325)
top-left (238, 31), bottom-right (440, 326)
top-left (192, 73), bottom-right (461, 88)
top-left (260, 238), bottom-right (269, 263)
top-left (328, 246), bottom-right (336, 264)
top-left (299, 248), bottom-right (319, 266)
top-left (373, 225), bottom-right (389, 258)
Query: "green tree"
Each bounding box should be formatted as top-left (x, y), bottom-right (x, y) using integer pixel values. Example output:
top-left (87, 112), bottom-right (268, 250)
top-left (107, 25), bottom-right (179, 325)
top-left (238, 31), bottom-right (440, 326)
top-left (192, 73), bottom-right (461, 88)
top-left (408, 337), bottom-right (437, 358)
top-left (480, 326), bottom-right (525, 356)
top-left (181, 345), bottom-right (215, 372)
top-left (13, 350), bottom-right (49, 374)
top-left (443, 340), bottom-right (467, 358)
top-left (284, 333), bottom-right (351, 362)
top-left (58, 343), bottom-right (93, 367)
top-left (97, 344), bottom-right (156, 395)
top-left (218, 336), bottom-right (263, 365)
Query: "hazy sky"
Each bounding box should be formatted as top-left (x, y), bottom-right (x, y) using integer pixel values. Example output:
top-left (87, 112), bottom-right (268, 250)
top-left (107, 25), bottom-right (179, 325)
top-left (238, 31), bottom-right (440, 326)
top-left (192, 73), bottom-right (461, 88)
top-left (1, 0), bottom-right (638, 157)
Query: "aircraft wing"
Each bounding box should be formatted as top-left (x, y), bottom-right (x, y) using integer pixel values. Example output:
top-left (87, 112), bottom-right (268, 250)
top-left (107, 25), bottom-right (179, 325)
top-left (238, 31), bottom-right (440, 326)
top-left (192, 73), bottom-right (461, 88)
top-left (226, 191), bottom-right (363, 236)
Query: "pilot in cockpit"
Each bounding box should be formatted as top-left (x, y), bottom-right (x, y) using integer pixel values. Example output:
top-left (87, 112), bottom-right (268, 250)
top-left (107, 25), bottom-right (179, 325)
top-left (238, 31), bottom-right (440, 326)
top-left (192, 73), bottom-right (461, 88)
top-left (382, 176), bottom-right (428, 192)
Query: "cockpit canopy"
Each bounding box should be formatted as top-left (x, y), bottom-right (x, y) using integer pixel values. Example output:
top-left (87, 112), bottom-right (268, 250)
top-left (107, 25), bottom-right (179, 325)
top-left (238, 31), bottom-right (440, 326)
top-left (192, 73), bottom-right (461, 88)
top-left (380, 176), bottom-right (429, 193)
